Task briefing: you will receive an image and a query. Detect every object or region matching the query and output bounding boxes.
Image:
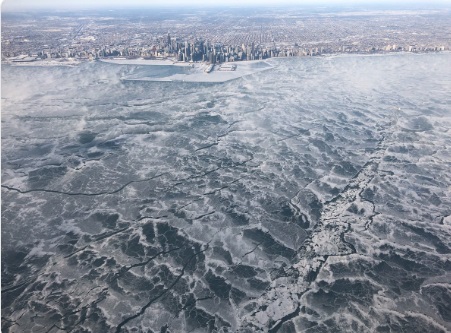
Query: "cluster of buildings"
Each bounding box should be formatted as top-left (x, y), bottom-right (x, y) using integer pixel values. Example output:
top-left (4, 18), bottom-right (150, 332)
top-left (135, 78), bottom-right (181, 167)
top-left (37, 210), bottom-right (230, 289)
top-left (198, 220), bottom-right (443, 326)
top-left (2, 8), bottom-right (450, 64)
top-left (95, 34), bottom-right (331, 63)
top-left (3, 35), bottom-right (447, 65)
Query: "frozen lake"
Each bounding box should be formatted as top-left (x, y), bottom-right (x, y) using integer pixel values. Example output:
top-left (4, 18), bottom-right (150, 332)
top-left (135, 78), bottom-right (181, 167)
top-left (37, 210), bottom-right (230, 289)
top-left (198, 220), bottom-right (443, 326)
top-left (2, 53), bottom-right (451, 333)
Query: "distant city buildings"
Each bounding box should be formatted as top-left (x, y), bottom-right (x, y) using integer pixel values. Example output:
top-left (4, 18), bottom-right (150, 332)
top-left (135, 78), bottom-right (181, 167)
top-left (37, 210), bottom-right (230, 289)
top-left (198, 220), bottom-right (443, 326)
top-left (2, 7), bottom-right (450, 63)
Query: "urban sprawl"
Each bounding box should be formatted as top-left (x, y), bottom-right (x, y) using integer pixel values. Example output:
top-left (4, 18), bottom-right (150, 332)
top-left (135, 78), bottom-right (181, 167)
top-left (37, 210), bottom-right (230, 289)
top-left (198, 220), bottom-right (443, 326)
top-left (2, 7), bottom-right (450, 64)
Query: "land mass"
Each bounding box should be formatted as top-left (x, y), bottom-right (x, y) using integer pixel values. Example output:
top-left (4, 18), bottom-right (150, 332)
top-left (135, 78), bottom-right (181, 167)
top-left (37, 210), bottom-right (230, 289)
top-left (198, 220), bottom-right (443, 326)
top-left (2, 5), bottom-right (450, 66)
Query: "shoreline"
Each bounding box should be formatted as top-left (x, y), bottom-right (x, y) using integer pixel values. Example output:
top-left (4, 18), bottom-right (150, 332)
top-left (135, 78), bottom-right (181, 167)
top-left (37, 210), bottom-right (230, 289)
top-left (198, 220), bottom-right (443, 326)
top-left (2, 51), bottom-right (449, 68)
top-left (99, 58), bottom-right (192, 67)
top-left (99, 57), bottom-right (269, 67)
top-left (1, 59), bottom-right (82, 67)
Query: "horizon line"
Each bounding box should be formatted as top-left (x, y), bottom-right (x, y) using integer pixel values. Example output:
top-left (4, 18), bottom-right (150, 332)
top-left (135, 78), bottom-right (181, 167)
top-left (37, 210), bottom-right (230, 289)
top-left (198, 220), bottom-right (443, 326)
top-left (2, 0), bottom-right (451, 13)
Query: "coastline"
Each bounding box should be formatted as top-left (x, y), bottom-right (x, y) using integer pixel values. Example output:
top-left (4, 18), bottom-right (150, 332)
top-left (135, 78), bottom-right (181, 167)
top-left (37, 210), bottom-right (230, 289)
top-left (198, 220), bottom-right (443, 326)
top-left (2, 50), bottom-right (449, 68)
top-left (99, 57), bottom-right (269, 67)
top-left (2, 58), bottom-right (82, 67)
top-left (99, 58), bottom-right (192, 67)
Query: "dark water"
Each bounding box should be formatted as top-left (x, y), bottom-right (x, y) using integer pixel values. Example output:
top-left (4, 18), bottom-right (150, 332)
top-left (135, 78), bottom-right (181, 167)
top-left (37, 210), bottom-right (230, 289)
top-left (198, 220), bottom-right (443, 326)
top-left (2, 54), bottom-right (451, 332)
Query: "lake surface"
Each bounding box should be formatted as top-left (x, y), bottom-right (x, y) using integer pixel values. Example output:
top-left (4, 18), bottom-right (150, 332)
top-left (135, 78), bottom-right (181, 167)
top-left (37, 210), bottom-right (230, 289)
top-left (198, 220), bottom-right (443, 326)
top-left (2, 53), bottom-right (451, 332)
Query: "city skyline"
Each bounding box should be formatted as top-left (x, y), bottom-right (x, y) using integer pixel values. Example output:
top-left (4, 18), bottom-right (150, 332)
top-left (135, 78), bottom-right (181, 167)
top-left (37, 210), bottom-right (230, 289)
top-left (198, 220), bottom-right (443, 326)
top-left (2, 4), bottom-right (449, 66)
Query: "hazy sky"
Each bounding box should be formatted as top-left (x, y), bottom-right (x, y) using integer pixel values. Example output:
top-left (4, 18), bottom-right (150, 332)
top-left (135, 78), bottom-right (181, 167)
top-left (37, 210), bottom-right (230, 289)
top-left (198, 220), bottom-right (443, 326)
top-left (2, 0), bottom-right (451, 11)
